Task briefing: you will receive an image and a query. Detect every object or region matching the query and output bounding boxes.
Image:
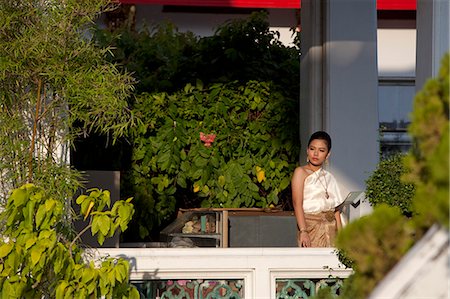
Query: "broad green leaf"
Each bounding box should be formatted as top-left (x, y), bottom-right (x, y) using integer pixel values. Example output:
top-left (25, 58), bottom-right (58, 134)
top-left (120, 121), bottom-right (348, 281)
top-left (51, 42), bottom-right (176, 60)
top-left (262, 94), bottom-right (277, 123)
top-left (280, 177), bottom-right (291, 190)
top-left (92, 217), bottom-right (100, 235)
top-left (218, 175), bottom-right (226, 188)
top-left (177, 173), bottom-right (187, 188)
top-left (25, 237), bottom-right (36, 250)
top-left (0, 243), bottom-right (13, 258)
top-left (129, 287), bottom-right (141, 299)
top-left (39, 230), bottom-right (54, 240)
top-left (115, 266), bottom-right (125, 283)
top-left (99, 190), bottom-right (111, 209)
top-left (24, 200), bottom-right (36, 229)
top-left (86, 281), bottom-right (97, 294)
top-left (201, 185), bottom-right (210, 194)
top-left (97, 215), bottom-right (111, 236)
top-left (269, 160), bottom-right (276, 168)
top-left (157, 151), bottom-right (171, 165)
top-left (180, 149), bottom-right (187, 160)
top-left (74, 288), bottom-right (87, 299)
top-left (82, 268), bottom-right (96, 284)
top-left (10, 188), bottom-right (28, 207)
top-left (249, 183), bottom-right (259, 192)
top-left (76, 195), bottom-right (88, 205)
top-left (35, 205), bottom-right (46, 229)
top-left (45, 199), bottom-right (56, 212)
top-left (194, 156), bottom-right (208, 167)
top-left (64, 286), bottom-right (74, 299)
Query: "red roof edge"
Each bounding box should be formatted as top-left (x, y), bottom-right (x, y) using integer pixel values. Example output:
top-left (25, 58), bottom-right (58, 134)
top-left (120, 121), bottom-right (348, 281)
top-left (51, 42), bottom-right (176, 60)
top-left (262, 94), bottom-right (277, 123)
top-left (119, 0), bottom-right (416, 10)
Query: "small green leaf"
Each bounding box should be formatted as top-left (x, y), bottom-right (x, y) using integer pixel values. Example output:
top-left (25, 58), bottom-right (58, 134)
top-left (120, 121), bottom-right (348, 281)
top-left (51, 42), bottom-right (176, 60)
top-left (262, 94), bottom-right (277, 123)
top-left (25, 237), bottom-right (36, 250)
top-left (129, 287), bottom-right (141, 299)
top-left (10, 188), bottom-right (28, 207)
top-left (64, 286), bottom-right (74, 299)
top-left (177, 173), bottom-right (187, 188)
top-left (180, 149), bottom-right (187, 160)
top-left (45, 199), bottom-right (56, 211)
top-left (31, 246), bottom-right (44, 266)
top-left (82, 268), bottom-right (96, 284)
top-left (0, 243), bottom-right (13, 258)
top-left (35, 205), bottom-right (46, 229)
top-left (97, 215), bottom-right (111, 236)
top-left (92, 217), bottom-right (100, 235)
top-left (280, 177), bottom-right (291, 190)
top-left (76, 195), bottom-right (88, 205)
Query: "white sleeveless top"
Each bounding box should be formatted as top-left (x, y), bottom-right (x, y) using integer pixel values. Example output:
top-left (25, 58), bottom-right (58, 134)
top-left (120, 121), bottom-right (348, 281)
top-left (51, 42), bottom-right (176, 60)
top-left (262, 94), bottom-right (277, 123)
top-left (303, 168), bottom-right (344, 214)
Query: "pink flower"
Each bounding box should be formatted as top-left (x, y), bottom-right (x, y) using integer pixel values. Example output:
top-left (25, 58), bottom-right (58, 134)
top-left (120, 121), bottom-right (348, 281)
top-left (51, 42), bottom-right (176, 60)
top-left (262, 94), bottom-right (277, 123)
top-left (200, 132), bottom-right (216, 147)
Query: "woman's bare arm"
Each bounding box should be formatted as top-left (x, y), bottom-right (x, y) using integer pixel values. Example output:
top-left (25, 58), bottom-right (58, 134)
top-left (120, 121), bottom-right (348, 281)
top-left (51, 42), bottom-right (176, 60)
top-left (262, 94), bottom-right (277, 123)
top-left (291, 166), bottom-right (310, 247)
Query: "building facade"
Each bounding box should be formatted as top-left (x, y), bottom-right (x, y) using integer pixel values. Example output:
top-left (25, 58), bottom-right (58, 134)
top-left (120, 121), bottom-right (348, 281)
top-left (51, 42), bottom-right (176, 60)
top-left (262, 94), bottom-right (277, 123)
top-left (116, 0), bottom-right (429, 212)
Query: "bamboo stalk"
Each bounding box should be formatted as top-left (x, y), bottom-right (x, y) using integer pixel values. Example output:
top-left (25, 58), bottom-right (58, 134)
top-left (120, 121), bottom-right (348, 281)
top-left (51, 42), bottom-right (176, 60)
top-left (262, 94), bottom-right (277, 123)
top-left (28, 79), bottom-right (42, 182)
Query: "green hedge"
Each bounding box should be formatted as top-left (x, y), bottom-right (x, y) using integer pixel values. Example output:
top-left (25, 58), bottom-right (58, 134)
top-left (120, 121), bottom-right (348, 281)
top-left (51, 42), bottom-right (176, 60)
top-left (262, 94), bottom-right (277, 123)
top-left (123, 81), bottom-right (299, 239)
top-left (365, 154), bottom-right (415, 216)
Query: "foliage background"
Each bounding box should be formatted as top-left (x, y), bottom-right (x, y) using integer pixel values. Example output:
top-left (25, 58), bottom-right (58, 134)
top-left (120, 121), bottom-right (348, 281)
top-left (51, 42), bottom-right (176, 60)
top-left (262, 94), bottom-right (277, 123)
top-left (77, 12), bottom-right (301, 240)
top-left (125, 80), bottom-right (299, 239)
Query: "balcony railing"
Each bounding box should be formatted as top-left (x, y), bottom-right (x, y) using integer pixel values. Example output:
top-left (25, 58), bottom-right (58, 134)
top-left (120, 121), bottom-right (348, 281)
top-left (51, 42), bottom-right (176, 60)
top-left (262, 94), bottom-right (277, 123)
top-left (94, 247), bottom-right (353, 298)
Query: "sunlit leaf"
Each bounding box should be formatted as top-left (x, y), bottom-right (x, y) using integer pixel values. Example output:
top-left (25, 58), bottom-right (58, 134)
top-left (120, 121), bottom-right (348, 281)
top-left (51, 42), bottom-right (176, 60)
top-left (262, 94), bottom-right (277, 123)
top-left (0, 243), bottom-right (13, 258)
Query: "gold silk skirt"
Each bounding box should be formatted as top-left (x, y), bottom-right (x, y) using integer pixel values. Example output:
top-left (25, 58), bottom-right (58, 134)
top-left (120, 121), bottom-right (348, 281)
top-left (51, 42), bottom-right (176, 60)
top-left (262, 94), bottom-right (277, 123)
top-left (297, 211), bottom-right (337, 247)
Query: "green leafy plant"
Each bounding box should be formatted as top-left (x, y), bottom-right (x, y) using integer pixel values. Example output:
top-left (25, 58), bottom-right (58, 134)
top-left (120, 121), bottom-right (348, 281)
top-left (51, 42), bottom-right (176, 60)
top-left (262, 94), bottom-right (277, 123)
top-left (365, 154), bottom-right (415, 216)
top-left (124, 80), bottom-right (299, 239)
top-left (0, 184), bottom-right (139, 299)
top-left (404, 53), bottom-right (449, 230)
top-left (94, 11), bottom-right (300, 98)
top-left (0, 0), bottom-right (136, 202)
top-left (335, 205), bottom-right (414, 299)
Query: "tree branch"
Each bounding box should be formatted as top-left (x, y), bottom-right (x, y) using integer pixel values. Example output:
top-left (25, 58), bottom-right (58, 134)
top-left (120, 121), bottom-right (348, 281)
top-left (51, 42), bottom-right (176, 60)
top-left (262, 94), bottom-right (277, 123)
top-left (69, 221), bottom-right (92, 257)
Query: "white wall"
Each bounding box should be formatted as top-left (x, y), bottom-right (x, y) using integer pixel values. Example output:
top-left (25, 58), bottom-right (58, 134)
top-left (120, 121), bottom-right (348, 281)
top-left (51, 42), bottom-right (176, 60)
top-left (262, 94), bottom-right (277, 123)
top-left (377, 29), bottom-right (416, 77)
top-left (134, 5), bottom-right (298, 46)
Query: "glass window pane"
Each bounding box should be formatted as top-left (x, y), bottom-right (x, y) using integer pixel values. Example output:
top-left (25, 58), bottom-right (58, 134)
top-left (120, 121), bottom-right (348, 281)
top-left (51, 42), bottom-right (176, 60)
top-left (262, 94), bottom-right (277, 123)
top-left (378, 84), bottom-right (415, 130)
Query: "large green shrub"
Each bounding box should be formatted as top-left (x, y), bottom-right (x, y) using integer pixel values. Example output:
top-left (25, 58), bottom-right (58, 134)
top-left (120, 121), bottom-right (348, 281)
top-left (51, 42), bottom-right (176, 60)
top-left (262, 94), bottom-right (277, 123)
top-left (90, 10), bottom-right (301, 240)
top-left (123, 81), bottom-right (299, 239)
top-left (404, 53), bottom-right (449, 230)
top-left (0, 184), bottom-right (138, 298)
top-left (94, 21), bottom-right (199, 94)
top-left (94, 11), bottom-right (300, 97)
top-left (365, 154), bottom-right (415, 216)
top-left (335, 205), bottom-right (414, 299)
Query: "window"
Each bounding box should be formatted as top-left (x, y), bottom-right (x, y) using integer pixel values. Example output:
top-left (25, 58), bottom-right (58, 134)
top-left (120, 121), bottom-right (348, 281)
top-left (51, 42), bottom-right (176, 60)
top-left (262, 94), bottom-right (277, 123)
top-left (378, 78), bottom-right (415, 158)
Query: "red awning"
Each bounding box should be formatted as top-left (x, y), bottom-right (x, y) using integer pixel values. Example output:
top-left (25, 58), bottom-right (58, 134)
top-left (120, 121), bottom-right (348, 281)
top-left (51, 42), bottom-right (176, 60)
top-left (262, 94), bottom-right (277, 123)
top-left (119, 0), bottom-right (416, 10)
top-left (377, 0), bottom-right (416, 10)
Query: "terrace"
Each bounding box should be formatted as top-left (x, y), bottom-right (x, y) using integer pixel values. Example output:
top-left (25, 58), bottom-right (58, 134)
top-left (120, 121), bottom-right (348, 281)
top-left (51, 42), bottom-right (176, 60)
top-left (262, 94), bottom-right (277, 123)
top-left (92, 193), bottom-right (368, 298)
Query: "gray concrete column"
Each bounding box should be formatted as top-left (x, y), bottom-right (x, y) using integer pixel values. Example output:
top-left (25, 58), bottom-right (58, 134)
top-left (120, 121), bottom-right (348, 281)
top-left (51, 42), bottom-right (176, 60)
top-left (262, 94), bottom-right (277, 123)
top-left (300, 0), bottom-right (379, 195)
top-left (416, 0), bottom-right (450, 91)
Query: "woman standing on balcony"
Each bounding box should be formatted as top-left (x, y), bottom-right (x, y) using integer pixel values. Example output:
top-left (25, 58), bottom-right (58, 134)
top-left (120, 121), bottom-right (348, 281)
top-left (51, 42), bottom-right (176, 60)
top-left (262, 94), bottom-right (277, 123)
top-left (291, 131), bottom-right (345, 247)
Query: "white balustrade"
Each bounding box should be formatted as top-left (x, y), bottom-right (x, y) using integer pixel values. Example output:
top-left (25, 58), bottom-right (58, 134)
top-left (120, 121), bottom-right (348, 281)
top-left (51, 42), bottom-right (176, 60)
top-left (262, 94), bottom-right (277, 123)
top-left (94, 247), bottom-right (353, 298)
